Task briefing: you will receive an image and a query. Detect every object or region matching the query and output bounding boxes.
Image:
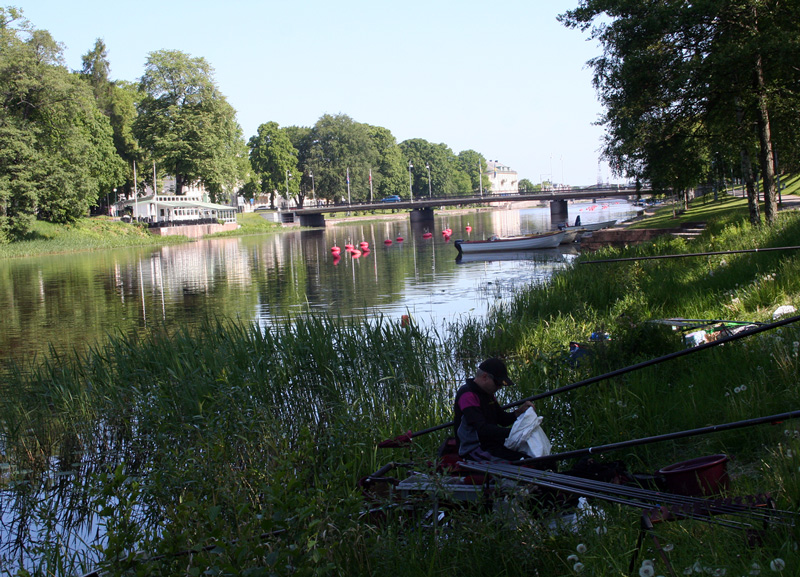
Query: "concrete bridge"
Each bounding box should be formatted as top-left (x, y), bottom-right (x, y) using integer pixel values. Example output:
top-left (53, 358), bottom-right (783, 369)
top-left (287, 185), bottom-right (648, 227)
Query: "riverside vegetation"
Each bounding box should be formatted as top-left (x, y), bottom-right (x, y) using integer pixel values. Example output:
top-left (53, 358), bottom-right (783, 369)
top-left (1, 196), bottom-right (800, 576)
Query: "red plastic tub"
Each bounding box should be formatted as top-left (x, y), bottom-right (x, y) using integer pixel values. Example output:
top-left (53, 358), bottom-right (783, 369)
top-left (658, 454), bottom-right (730, 496)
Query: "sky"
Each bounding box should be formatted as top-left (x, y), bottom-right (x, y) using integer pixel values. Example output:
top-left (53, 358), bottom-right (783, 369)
top-left (13, 0), bottom-right (621, 187)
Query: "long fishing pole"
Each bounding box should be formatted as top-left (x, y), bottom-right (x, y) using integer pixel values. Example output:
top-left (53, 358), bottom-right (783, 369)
top-left (378, 314), bottom-right (800, 447)
top-left (521, 410), bottom-right (800, 465)
top-left (581, 245), bottom-right (800, 265)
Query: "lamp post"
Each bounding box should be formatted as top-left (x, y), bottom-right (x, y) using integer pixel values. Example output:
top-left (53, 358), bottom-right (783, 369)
top-left (408, 161), bottom-right (414, 202)
top-left (309, 170), bottom-right (315, 205)
top-left (285, 170), bottom-right (291, 205)
top-left (426, 163), bottom-right (432, 198)
top-left (478, 161), bottom-right (483, 198)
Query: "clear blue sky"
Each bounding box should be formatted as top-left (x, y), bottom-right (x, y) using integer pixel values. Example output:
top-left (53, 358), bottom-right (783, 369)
top-left (15, 0), bottom-right (621, 186)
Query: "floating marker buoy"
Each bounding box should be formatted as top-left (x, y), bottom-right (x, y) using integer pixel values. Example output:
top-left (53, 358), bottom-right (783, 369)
top-left (384, 239), bottom-right (392, 245)
top-left (345, 243), bottom-right (354, 251)
top-left (422, 232), bottom-right (433, 239)
top-left (331, 245), bottom-right (341, 254)
top-left (465, 225), bottom-right (472, 233)
top-left (396, 236), bottom-right (404, 242)
top-left (443, 234), bottom-right (451, 241)
top-left (333, 254), bottom-right (341, 265)
top-left (352, 249), bottom-right (362, 258)
top-left (359, 241), bottom-right (369, 249)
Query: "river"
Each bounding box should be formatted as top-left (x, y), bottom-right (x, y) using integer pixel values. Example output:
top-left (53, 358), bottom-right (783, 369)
top-left (0, 201), bottom-right (641, 373)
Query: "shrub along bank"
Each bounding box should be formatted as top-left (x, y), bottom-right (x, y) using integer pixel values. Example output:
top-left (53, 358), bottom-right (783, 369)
top-left (1, 205), bottom-right (799, 576)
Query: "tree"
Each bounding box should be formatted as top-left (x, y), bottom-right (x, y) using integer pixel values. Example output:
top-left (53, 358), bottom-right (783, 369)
top-left (399, 139), bottom-right (469, 198)
top-left (518, 178), bottom-right (535, 193)
top-left (307, 114), bottom-right (379, 204)
top-left (0, 9), bottom-right (124, 240)
top-left (248, 121), bottom-right (299, 209)
top-left (457, 150), bottom-right (488, 195)
top-left (559, 0), bottom-right (797, 225)
top-left (134, 50), bottom-right (246, 200)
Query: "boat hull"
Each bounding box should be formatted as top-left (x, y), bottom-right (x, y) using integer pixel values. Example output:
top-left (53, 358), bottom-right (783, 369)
top-left (455, 231), bottom-right (565, 254)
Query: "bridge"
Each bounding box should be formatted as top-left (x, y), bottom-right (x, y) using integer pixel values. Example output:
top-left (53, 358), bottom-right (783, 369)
top-left (287, 186), bottom-right (647, 227)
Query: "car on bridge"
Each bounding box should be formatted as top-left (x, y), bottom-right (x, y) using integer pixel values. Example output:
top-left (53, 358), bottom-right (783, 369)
top-left (380, 195), bottom-right (402, 203)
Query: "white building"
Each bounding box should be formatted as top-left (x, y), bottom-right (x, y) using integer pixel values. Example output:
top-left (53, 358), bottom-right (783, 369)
top-left (486, 161), bottom-right (518, 195)
top-left (116, 177), bottom-right (237, 225)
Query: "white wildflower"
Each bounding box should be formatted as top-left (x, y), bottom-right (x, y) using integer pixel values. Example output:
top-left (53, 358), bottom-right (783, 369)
top-left (770, 558), bottom-right (785, 572)
top-left (640, 565), bottom-right (655, 577)
top-left (573, 562), bottom-right (585, 573)
top-left (567, 554), bottom-right (579, 563)
top-left (663, 543), bottom-right (674, 552)
top-left (576, 543), bottom-right (587, 554)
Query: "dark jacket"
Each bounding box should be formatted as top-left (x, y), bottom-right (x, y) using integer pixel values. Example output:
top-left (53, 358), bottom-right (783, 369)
top-left (454, 379), bottom-right (517, 457)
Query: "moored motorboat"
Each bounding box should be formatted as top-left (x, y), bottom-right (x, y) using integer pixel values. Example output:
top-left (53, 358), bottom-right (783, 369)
top-left (455, 230), bottom-right (565, 254)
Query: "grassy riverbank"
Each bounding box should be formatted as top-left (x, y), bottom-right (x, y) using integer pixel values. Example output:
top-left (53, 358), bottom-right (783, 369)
top-left (2, 200), bottom-right (800, 576)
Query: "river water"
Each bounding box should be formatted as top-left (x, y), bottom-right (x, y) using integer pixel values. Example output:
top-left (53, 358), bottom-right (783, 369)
top-left (0, 201), bottom-right (641, 373)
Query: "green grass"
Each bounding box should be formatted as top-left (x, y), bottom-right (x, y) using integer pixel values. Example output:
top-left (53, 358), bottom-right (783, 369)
top-left (0, 217), bottom-right (188, 259)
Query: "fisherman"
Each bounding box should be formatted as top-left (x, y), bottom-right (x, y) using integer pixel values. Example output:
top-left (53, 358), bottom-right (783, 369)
top-left (453, 357), bottom-right (535, 462)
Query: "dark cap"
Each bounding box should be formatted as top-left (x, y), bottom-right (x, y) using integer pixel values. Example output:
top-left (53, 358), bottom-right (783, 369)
top-left (478, 357), bottom-right (515, 387)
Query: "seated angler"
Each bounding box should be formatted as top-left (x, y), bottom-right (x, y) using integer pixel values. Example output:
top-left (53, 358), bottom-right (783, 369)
top-left (454, 357), bottom-right (534, 462)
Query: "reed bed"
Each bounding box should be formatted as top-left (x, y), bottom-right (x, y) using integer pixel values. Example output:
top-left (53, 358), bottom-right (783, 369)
top-left (1, 210), bottom-right (800, 576)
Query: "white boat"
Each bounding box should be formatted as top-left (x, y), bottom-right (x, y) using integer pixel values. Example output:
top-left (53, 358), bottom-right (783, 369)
top-left (454, 230), bottom-right (565, 254)
top-left (563, 218), bottom-right (617, 232)
top-left (560, 227), bottom-right (588, 244)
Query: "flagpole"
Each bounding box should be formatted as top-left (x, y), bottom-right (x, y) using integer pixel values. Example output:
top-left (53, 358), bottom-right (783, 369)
top-left (153, 161), bottom-right (157, 199)
top-left (369, 168), bottom-right (373, 203)
top-left (133, 161), bottom-right (138, 221)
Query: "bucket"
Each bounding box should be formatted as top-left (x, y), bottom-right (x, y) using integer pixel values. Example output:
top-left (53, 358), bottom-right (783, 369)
top-left (658, 454), bottom-right (729, 496)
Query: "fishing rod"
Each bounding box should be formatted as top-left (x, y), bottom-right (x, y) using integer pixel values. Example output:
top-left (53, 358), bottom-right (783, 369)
top-left (521, 410), bottom-right (800, 465)
top-left (377, 314), bottom-right (800, 447)
top-left (581, 245), bottom-right (800, 265)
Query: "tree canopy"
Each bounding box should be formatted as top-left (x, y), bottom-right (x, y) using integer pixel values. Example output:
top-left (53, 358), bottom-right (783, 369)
top-left (560, 0), bottom-right (800, 225)
top-left (134, 49), bottom-right (246, 201)
top-left (0, 9), bottom-right (124, 241)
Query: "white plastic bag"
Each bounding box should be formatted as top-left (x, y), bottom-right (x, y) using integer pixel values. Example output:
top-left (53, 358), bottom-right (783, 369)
top-left (504, 407), bottom-right (552, 458)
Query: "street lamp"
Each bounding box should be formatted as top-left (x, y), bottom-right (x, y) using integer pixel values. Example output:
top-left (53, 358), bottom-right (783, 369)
top-left (408, 161), bottom-right (414, 202)
top-left (309, 170), bottom-right (315, 204)
top-left (285, 170), bottom-right (291, 204)
top-left (426, 163), bottom-right (432, 198)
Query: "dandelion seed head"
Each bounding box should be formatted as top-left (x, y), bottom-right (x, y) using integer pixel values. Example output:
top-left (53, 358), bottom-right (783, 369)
top-left (769, 558), bottom-right (785, 572)
top-left (642, 559), bottom-right (654, 568)
top-left (595, 525), bottom-right (607, 535)
top-left (734, 387), bottom-right (742, 393)
top-left (573, 562), bottom-right (585, 573)
top-left (640, 565), bottom-right (655, 577)
top-left (663, 543), bottom-right (674, 552)
top-left (576, 543), bottom-right (587, 554)
top-left (740, 384), bottom-right (747, 391)
top-left (567, 554), bottom-right (579, 563)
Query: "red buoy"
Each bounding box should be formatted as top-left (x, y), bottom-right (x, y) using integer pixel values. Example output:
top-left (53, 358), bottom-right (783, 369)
top-left (359, 241), bottom-right (369, 250)
top-left (422, 232), bottom-right (433, 239)
top-left (465, 225), bottom-right (472, 233)
top-left (345, 243), bottom-right (355, 251)
top-left (352, 249), bottom-right (362, 258)
top-left (384, 239), bottom-right (392, 245)
top-left (443, 234), bottom-right (451, 241)
top-left (331, 245), bottom-right (341, 254)
top-left (396, 236), bottom-right (404, 242)
top-left (333, 254), bottom-right (341, 265)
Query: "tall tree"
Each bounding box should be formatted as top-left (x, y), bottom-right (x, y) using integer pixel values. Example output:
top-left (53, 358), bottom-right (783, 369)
top-left (0, 9), bottom-right (124, 240)
top-left (134, 50), bottom-right (245, 200)
top-left (457, 150), bottom-right (488, 195)
top-left (248, 121), bottom-right (299, 209)
top-left (307, 114), bottom-right (379, 204)
top-left (559, 0), bottom-right (796, 225)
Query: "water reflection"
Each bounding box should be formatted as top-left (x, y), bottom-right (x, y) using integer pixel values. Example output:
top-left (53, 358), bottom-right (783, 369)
top-left (0, 202), bottom-right (641, 372)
